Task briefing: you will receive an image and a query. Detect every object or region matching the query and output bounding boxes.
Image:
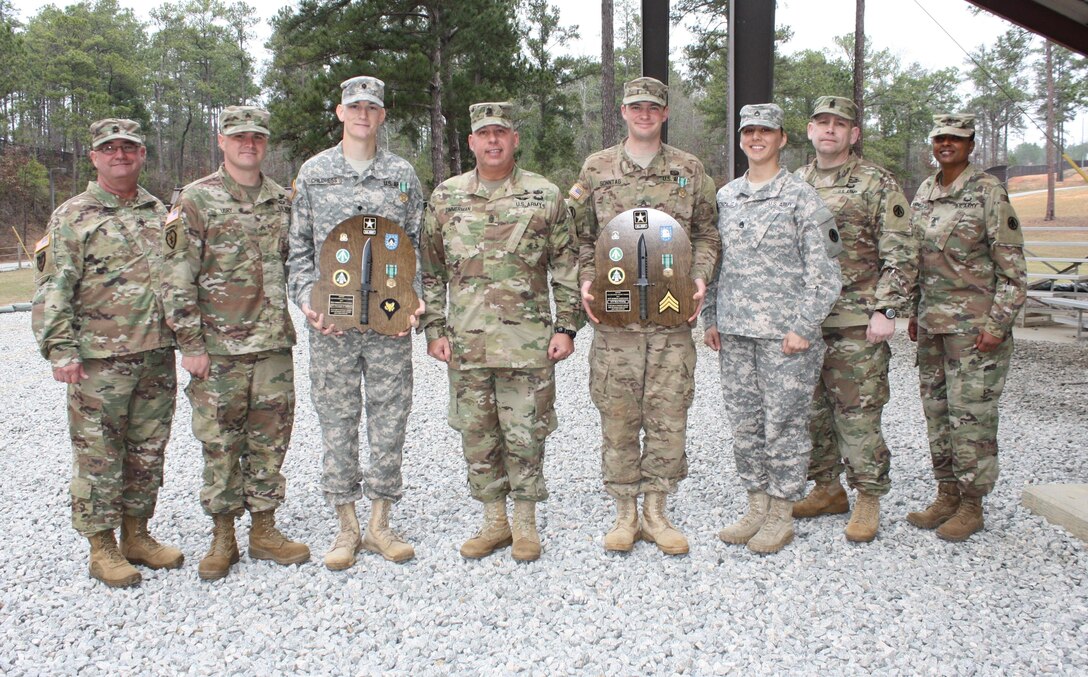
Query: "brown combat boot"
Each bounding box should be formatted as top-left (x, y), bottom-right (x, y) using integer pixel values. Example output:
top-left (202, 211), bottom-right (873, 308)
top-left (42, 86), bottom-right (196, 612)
top-left (120, 515), bottom-right (184, 569)
top-left (324, 502), bottom-right (362, 571)
top-left (248, 510), bottom-right (310, 565)
top-left (844, 492), bottom-right (880, 543)
top-left (87, 530), bottom-right (141, 588)
top-left (792, 479), bottom-right (850, 518)
top-left (906, 482), bottom-right (961, 529)
top-left (936, 496), bottom-right (984, 542)
top-left (748, 497), bottom-right (795, 554)
top-left (460, 499), bottom-right (512, 559)
top-left (719, 491), bottom-right (769, 544)
top-left (511, 500), bottom-right (541, 562)
top-left (603, 497), bottom-right (640, 552)
top-left (199, 514), bottom-right (239, 581)
top-left (362, 499), bottom-right (415, 563)
top-left (641, 491), bottom-right (689, 555)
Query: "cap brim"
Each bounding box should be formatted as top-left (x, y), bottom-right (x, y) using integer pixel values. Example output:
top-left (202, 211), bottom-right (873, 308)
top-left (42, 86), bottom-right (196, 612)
top-left (342, 93), bottom-right (384, 107)
top-left (222, 124), bottom-right (270, 136)
top-left (928, 126), bottom-right (973, 139)
top-left (92, 133), bottom-right (143, 148)
top-left (471, 118), bottom-right (513, 133)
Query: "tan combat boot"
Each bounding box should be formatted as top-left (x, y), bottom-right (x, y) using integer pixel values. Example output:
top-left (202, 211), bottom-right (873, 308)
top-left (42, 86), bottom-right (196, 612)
top-left (198, 514), bottom-right (239, 581)
top-left (603, 497), bottom-right (640, 552)
top-left (844, 492), bottom-right (880, 543)
top-left (362, 499), bottom-right (415, 563)
top-left (792, 479), bottom-right (850, 518)
top-left (511, 500), bottom-right (542, 562)
top-left (324, 502), bottom-right (362, 571)
top-left (460, 499), bottom-right (513, 559)
top-left (906, 482), bottom-right (960, 529)
top-left (120, 515), bottom-right (184, 569)
top-left (641, 491), bottom-right (689, 555)
top-left (748, 497), bottom-right (795, 554)
top-left (248, 510), bottom-right (310, 565)
top-left (87, 530), bottom-right (141, 588)
top-left (936, 495), bottom-right (984, 542)
top-left (719, 490), bottom-right (770, 544)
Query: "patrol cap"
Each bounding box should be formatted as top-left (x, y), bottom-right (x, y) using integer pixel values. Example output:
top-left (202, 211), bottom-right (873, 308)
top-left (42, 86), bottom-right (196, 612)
top-left (738, 103), bottom-right (784, 131)
top-left (811, 96), bottom-right (856, 122)
top-left (623, 77), bottom-right (668, 106)
top-left (90, 118), bottom-right (144, 148)
top-left (469, 102), bottom-right (515, 133)
top-left (220, 105), bottom-right (270, 136)
top-left (928, 113), bottom-right (976, 139)
top-left (341, 76), bottom-right (385, 107)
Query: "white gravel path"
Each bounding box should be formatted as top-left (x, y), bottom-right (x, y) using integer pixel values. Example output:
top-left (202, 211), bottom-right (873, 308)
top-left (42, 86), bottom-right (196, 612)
top-left (1, 307), bottom-right (1085, 675)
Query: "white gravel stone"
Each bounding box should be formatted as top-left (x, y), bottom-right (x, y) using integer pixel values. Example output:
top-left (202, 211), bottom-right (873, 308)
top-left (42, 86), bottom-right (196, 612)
top-left (1, 308), bottom-right (1086, 674)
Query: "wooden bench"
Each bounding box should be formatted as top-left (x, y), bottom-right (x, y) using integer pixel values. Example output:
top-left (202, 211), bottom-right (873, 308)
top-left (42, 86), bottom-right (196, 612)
top-left (1036, 297), bottom-right (1088, 339)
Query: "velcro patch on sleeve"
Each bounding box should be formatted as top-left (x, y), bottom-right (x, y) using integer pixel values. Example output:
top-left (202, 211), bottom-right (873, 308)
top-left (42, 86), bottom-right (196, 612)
top-left (883, 192), bottom-right (911, 233)
top-left (568, 182), bottom-right (588, 202)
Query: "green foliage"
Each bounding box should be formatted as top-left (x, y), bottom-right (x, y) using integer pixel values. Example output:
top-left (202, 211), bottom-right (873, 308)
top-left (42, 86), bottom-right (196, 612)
top-left (966, 28), bottom-right (1032, 166)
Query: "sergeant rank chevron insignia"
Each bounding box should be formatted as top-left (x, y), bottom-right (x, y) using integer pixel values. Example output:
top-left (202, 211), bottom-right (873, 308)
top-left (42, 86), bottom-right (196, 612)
top-left (658, 290), bottom-right (680, 313)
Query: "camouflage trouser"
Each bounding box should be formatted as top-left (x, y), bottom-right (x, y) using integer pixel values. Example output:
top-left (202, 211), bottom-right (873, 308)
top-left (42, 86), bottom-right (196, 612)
top-left (309, 329), bottom-right (412, 507)
top-left (917, 331), bottom-right (1013, 498)
top-left (68, 348), bottom-right (176, 535)
top-left (187, 349), bottom-right (294, 516)
top-left (718, 333), bottom-right (825, 502)
top-left (447, 366), bottom-right (556, 503)
top-left (808, 326), bottom-right (892, 496)
top-left (589, 326), bottom-right (695, 499)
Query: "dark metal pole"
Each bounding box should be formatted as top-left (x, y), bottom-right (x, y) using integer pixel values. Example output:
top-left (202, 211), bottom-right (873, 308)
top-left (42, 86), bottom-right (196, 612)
top-left (641, 0), bottom-right (670, 143)
top-left (728, 0), bottom-right (776, 179)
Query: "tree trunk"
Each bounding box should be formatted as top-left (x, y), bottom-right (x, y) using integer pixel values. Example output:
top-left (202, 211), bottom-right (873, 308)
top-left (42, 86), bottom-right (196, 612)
top-left (852, 0), bottom-right (864, 156)
top-left (1045, 41), bottom-right (1055, 221)
top-left (601, 0), bottom-right (618, 148)
top-left (428, 5), bottom-right (448, 187)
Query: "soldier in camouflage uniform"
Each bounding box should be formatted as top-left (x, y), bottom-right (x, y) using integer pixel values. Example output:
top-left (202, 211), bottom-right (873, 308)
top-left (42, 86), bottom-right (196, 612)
top-left (792, 96), bottom-right (918, 542)
top-left (906, 114), bottom-right (1026, 542)
top-left (32, 118), bottom-right (183, 588)
top-left (421, 102), bottom-right (582, 562)
top-left (288, 76), bottom-right (425, 570)
top-left (162, 106), bottom-right (309, 580)
top-left (703, 104), bottom-right (842, 554)
top-left (569, 77), bottom-right (720, 555)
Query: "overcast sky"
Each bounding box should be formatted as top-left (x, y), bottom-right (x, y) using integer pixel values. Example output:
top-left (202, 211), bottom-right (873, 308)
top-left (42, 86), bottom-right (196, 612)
top-left (10, 0), bottom-right (1081, 146)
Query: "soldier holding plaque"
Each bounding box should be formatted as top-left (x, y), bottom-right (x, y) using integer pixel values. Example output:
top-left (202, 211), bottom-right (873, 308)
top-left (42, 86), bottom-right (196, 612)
top-left (421, 102), bottom-right (582, 562)
top-left (287, 75), bottom-right (425, 570)
top-left (569, 77), bottom-right (720, 556)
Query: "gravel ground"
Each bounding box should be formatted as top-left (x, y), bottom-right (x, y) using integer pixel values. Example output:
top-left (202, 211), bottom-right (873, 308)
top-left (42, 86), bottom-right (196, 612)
top-left (1, 307), bottom-right (1086, 675)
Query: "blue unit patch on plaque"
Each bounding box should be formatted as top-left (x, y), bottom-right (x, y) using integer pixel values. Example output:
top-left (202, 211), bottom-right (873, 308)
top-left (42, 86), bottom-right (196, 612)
top-left (660, 225), bottom-right (673, 242)
top-left (385, 233), bottom-right (399, 250)
top-left (609, 247), bottom-right (623, 262)
top-left (336, 248), bottom-right (351, 263)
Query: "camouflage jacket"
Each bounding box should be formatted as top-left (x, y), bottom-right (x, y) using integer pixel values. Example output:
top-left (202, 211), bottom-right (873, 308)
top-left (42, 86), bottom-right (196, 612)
top-left (32, 182), bottom-right (172, 367)
top-left (703, 169), bottom-right (843, 342)
top-left (161, 165), bottom-right (296, 356)
top-left (569, 141), bottom-right (720, 332)
top-left (288, 143), bottom-right (424, 312)
top-left (911, 163), bottom-right (1026, 338)
top-left (421, 166), bottom-right (583, 370)
top-left (796, 153), bottom-right (917, 327)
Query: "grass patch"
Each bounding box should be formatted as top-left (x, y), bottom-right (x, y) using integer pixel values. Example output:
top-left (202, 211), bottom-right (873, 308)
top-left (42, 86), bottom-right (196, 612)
top-left (0, 267), bottom-right (36, 305)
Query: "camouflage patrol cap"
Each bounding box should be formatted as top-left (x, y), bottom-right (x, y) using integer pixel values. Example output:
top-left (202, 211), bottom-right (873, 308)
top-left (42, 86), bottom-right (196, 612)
top-left (341, 76), bottom-right (385, 107)
top-left (220, 105), bottom-right (270, 136)
top-left (90, 118), bottom-right (144, 149)
top-left (929, 113), bottom-right (976, 139)
top-left (738, 103), bottom-right (784, 131)
top-left (469, 102), bottom-right (515, 132)
top-left (622, 77), bottom-right (668, 106)
top-left (811, 96), bottom-right (856, 122)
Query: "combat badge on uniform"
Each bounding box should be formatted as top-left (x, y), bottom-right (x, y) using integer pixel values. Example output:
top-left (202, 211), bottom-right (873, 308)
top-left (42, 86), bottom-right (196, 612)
top-left (588, 208), bottom-right (695, 327)
top-left (311, 214), bottom-right (419, 335)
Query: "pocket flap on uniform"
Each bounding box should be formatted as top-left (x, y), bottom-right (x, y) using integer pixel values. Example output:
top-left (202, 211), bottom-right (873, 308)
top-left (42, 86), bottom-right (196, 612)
top-left (70, 477), bottom-right (93, 499)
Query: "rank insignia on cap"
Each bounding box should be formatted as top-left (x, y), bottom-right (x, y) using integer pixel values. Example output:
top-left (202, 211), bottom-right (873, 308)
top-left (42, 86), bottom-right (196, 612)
top-left (385, 233), bottom-right (399, 250)
top-left (381, 298), bottom-right (400, 318)
top-left (608, 267), bottom-right (626, 284)
top-left (633, 210), bottom-right (648, 229)
top-left (659, 290), bottom-right (679, 313)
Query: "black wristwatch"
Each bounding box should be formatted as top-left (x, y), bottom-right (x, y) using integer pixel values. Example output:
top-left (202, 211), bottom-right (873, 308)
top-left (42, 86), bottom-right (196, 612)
top-left (876, 308), bottom-right (897, 320)
top-left (555, 326), bottom-right (577, 340)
